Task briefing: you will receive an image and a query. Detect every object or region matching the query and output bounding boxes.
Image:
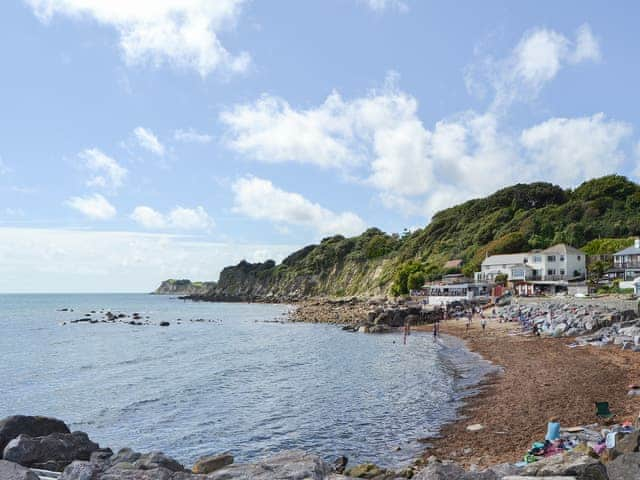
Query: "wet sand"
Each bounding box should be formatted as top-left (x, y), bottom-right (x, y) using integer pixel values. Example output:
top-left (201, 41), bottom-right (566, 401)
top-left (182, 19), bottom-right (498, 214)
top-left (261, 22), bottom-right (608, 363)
top-left (418, 317), bottom-right (640, 468)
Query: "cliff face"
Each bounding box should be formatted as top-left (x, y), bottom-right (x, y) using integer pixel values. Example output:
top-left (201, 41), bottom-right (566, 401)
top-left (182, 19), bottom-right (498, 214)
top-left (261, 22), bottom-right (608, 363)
top-left (154, 279), bottom-right (217, 295)
top-left (157, 175), bottom-right (640, 300)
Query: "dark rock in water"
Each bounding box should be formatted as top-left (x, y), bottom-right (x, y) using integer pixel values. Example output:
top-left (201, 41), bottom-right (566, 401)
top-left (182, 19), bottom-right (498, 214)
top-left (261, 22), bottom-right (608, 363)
top-left (206, 450), bottom-right (331, 479)
top-left (607, 452), bottom-right (640, 480)
top-left (0, 460), bottom-right (39, 480)
top-left (332, 455), bottom-right (348, 474)
top-left (3, 432), bottom-right (100, 472)
top-left (192, 453), bottom-right (234, 474)
top-left (0, 415), bottom-right (70, 454)
top-left (159, 322), bottom-right (170, 327)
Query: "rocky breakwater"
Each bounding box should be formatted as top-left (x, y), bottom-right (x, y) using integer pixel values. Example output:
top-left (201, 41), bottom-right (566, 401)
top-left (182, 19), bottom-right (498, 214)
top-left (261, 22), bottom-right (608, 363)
top-left (291, 297), bottom-right (443, 333)
top-left (6, 415), bottom-right (640, 479)
top-left (498, 300), bottom-right (638, 339)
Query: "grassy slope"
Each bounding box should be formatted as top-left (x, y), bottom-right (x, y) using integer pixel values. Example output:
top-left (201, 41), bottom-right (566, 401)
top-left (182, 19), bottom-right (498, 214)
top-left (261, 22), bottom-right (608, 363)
top-left (203, 175), bottom-right (640, 297)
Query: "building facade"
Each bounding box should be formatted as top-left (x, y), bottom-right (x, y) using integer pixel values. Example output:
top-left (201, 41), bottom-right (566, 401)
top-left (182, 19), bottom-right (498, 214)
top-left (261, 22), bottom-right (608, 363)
top-left (476, 244), bottom-right (586, 288)
top-left (612, 239), bottom-right (640, 281)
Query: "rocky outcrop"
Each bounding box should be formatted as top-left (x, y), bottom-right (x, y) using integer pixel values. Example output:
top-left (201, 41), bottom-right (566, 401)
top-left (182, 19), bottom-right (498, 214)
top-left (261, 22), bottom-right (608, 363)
top-left (153, 280), bottom-right (216, 296)
top-left (191, 453), bottom-right (233, 474)
top-left (607, 451), bottom-right (640, 479)
top-left (0, 415), bottom-right (70, 454)
top-left (206, 450), bottom-right (331, 480)
top-left (0, 460), bottom-right (39, 480)
top-left (522, 451), bottom-right (608, 479)
top-left (3, 431), bottom-right (101, 471)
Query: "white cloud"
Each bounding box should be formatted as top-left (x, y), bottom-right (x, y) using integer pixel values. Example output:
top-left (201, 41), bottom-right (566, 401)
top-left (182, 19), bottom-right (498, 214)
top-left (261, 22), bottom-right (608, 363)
top-left (130, 206), bottom-right (166, 229)
top-left (134, 127), bottom-right (165, 156)
top-left (131, 205), bottom-right (214, 231)
top-left (361, 0), bottom-right (408, 13)
top-left (66, 193), bottom-right (117, 220)
top-left (521, 113), bottom-right (632, 185)
top-left (26, 0), bottom-right (250, 76)
top-left (81, 148), bottom-right (127, 189)
top-left (174, 128), bottom-right (213, 144)
top-left (232, 176), bottom-right (367, 237)
top-left (467, 23), bottom-right (601, 110)
top-left (0, 227), bottom-right (298, 292)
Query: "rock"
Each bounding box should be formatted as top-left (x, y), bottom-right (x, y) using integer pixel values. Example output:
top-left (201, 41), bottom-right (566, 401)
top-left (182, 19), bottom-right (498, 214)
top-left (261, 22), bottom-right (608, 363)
top-left (486, 462), bottom-right (523, 478)
top-left (607, 452), bottom-right (640, 480)
top-left (159, 322), bottom-right (170, 327)
top-left (0, 460), bottom-right (39, 480)
top-left (100, 467), bottom-right (175, 480)
top-left (192, 453), bottom-right (234, 474)
top-left (60, 460), bottom-right (103, 480)
top-left (612, 430), bottom-right (640, 456)
top-left (3, 432), bottom-right (100, 472)
top-left (522, 451), bottom-right (608, 480)
top-left (109, 448), bottom-right (141, 466)
top-left (0, 415), bottom-right (70, 453)
top-left (206, 450), bottom-right (331, 480)
top-left (412, 462), bottom-right (467, 479)
top-left (133, 452), bottom-right (184, 472)
top-left (332, 456), bottom-right (348, 474)
top-left (344, 463), bottom-right (387, 478)
top-left (466, 424), bottom-right (484, 432)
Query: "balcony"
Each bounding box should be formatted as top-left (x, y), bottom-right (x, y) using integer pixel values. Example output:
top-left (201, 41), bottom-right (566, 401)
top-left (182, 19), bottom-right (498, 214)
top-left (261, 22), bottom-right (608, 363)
top-left (614, 262), bottom-right (640, 269)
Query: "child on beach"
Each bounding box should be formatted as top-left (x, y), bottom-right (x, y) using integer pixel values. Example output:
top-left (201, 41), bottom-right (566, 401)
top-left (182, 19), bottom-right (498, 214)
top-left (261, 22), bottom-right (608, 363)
top-left (481, 317), bottom-right (487, 332)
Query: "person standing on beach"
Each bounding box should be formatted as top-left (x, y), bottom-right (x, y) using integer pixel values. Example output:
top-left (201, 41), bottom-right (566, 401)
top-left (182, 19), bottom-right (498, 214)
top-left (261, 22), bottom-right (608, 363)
top-left (481, 317), bottom-right (487, 333)
top-left (465, 315), bottom-right (471, 332)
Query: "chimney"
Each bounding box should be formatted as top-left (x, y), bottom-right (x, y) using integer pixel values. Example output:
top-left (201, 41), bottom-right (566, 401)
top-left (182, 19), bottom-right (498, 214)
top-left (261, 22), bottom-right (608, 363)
top-left (635, 238), bottom-right (640, 249)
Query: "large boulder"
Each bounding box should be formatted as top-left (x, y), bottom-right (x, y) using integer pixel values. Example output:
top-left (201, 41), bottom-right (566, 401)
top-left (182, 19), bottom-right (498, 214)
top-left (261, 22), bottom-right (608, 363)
top-left (0, 415), bottom-right (70, 453)
top-left (60, 460), bottom-right (103, 480)
top-left (133, 452), bottom-right (184, 472)
top-left (522, 451), bottom-right (608, 479)
top-left (192, 453), bottom-right (234, 474)
top-left (206, 450), bottom-right (331, 479)
top-left (607, 452), bottom-right (640, 480)
top-left (3, 432), bottom-right (100, 471)
top-left (0, 460), bottom-right (39, 480)
top-left (412, 462), bottom-right (468, 479)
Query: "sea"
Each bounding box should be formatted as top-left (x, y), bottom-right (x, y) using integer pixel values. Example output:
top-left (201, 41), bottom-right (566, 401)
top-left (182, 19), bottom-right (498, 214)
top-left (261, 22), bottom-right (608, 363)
top-left (0, 293), bottom-right (495, 468)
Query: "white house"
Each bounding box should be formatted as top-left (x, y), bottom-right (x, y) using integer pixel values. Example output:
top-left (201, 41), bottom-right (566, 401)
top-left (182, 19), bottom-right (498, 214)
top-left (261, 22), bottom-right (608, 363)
top-left (476, 244), bottom-right (586, 290)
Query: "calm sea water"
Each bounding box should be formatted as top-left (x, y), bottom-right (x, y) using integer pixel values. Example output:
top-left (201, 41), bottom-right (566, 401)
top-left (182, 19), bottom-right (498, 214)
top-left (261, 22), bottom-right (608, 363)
top-left (0, 294), bottom-right (494, 467)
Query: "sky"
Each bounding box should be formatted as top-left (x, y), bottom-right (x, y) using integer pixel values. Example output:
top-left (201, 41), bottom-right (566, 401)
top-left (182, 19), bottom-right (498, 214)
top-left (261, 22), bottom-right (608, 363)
top-left (1, 0), bottom-right (640, 292)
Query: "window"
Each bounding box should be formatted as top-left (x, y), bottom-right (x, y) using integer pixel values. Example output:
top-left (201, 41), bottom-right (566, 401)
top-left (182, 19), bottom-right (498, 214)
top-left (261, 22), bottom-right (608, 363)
top-left (547, 255), bottom-right (556, 262)
top-left (577, 255), bottom-right (581, 261)
top-left (560, 255), bottom-right (565, 262)
top-left (560, 269), bottom-right (565, 275)
top-left (548, 269), bottom-right (556, 275)
top-left (533, 255), bottom-right (541, 263)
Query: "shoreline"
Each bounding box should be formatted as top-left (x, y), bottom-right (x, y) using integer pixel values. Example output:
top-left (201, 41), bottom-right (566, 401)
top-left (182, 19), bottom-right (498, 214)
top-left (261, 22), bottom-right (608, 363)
top-left (417, 317), bottom-right (640, 468)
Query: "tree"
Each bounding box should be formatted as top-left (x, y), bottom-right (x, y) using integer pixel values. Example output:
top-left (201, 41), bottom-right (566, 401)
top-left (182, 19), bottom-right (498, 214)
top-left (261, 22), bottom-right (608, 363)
top-left (407, 271), bottom-right (426, 291)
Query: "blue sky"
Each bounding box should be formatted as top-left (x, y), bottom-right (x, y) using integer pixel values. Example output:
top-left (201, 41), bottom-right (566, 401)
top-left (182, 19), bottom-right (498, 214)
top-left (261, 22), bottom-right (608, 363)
top-left (1, 0), bottom-right (639, 292)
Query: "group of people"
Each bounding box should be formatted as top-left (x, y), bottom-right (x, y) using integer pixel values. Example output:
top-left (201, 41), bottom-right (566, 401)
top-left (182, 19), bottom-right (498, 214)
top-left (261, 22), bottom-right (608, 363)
top-left (433, 303), bottom-right (489, 338)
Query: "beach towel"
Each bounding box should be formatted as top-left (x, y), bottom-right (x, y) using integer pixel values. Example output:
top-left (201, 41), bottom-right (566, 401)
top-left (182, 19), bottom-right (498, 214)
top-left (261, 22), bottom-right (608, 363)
top-left (606, 432), bottom-right (617, 449)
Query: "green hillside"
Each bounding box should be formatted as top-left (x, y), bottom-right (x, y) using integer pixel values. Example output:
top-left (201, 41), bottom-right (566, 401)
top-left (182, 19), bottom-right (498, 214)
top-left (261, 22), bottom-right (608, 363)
top-left (162, 175), bottom-right (640, 299)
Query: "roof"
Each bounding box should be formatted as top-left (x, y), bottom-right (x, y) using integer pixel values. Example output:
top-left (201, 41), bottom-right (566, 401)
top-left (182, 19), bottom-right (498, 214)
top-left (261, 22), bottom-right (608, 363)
top-left (443, 259), bottom-right (463, 269)
top-left (614, 246), bottom-right (640, 256)
top-left (542, 243), bottom-right (585, 255)
top-left (482, 253), bottom-right (528, 267)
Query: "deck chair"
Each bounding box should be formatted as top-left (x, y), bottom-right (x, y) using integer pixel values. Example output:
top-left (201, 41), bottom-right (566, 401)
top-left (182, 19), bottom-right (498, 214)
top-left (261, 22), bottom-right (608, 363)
top-left (595, 401), bottom-right (615, 420)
